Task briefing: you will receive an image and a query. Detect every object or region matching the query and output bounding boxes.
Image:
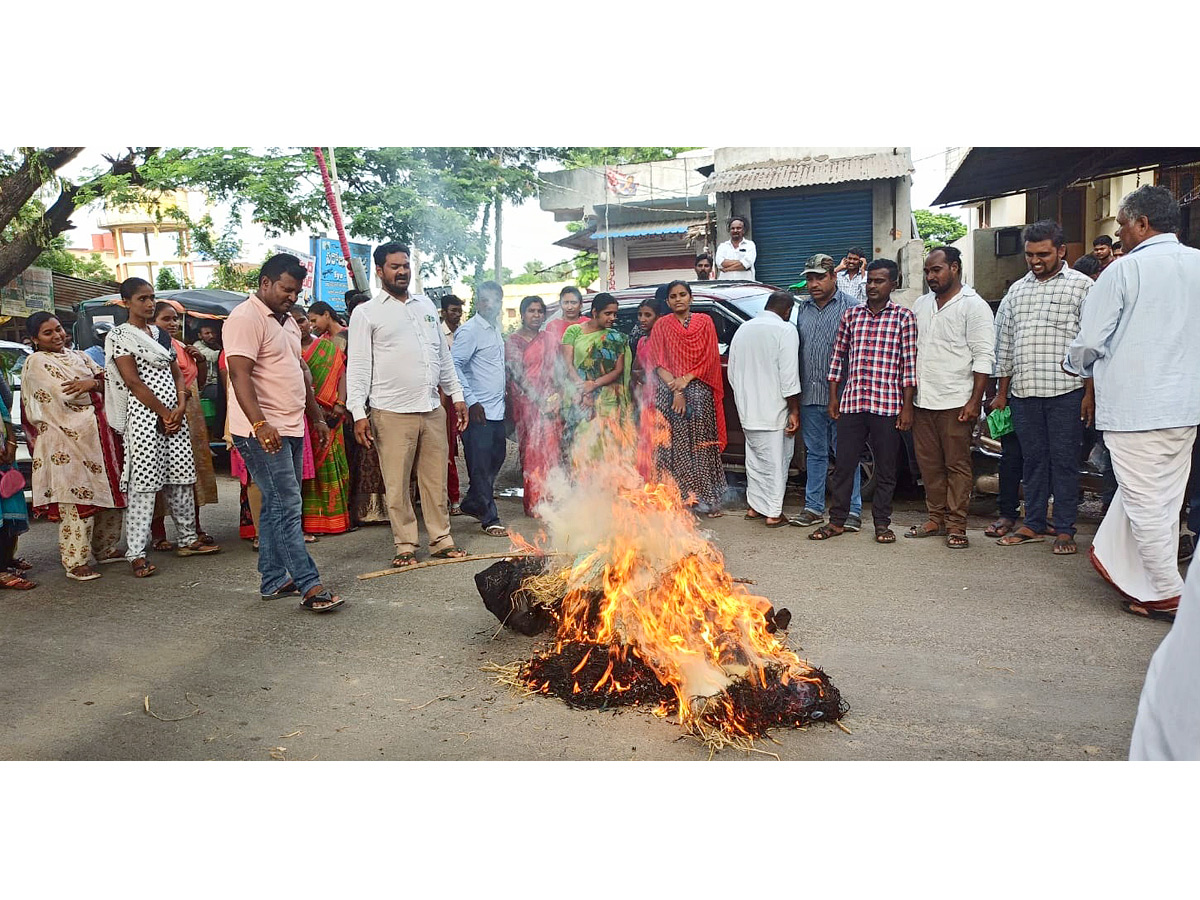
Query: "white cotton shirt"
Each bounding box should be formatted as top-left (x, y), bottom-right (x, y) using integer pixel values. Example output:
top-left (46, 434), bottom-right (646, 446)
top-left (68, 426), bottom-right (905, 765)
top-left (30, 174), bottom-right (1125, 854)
top-left (715, 238), bottom-right (757, 281)
top-left (347, 290), bottom-right (464, 422)
top-left (913, 284), bottom-right (996, 410)
top-left (727, 309), bottom-right (800, 430)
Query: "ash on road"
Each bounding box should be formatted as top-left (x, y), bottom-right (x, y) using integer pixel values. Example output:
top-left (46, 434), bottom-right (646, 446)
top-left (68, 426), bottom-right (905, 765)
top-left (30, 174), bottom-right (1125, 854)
top-left (0, 454), bottom-right (1170, 760)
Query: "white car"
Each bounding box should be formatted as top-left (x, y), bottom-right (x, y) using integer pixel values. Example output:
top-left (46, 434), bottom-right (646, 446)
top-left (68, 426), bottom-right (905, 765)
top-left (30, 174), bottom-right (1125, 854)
top-left (0, 340), bottom-right (34, 505)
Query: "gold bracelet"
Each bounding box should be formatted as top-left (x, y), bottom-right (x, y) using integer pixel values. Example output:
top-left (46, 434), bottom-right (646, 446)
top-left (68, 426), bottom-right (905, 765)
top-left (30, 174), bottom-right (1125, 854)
top-left (251, 420), bottom-right (268, 434)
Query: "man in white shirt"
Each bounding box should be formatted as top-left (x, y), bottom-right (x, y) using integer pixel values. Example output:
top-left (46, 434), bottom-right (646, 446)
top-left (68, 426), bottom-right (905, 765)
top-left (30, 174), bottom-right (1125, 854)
top-left (347, 241), bottom-right (469, 568)
top-left (906, 246), bottom-right (995, 548)
top-left (1064, 185), bottom-right (1200, 623)
top-left (715, 215), bottom-right (757, 281)
top-left (451, 280), bottom-right (509, 537)
top-left (834, 247), bottom-right (868, 302)
top-left (728, 290), bottom-right (801, 526)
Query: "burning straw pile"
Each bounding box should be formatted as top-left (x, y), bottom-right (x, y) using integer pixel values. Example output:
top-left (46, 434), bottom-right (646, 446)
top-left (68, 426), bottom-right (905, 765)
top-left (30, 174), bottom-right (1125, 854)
top-left (478, 423), bottom-right (847, 753)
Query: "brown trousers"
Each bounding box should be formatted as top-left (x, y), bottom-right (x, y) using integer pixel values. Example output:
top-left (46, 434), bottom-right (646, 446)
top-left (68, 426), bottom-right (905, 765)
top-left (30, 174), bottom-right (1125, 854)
top-left (913, 406), bottom-right (975, 531)
top-left (370, 407), bottom-right (454, 554)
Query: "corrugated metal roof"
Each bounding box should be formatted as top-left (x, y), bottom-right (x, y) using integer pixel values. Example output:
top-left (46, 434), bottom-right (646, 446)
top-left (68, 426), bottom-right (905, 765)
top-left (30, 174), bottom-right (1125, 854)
top-left (591, 220), bottom-right (693, 240)
top-left (52, 272), bottom-right (116, 313)
top-left (701, 152), bottom-right (913, 194)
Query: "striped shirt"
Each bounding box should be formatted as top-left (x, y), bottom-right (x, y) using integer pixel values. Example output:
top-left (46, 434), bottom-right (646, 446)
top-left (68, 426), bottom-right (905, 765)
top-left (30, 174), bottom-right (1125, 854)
top-left (796, 289), bottom-right (861, 408)
top-left (993, 264), bottom-right (1092, 399)
top-left (836, 270), bottom-right (867, 303)
top-left (828, 301), bottom-right (918, 417)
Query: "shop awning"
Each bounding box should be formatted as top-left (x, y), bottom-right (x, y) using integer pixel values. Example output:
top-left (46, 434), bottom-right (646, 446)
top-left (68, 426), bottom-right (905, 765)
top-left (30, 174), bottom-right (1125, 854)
top-left (932, 147), bottom-right (1200, 206)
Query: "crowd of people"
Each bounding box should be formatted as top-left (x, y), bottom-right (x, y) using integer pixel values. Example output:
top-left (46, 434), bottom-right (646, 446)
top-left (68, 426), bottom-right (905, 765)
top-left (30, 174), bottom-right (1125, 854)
top-left (7, 185), bottom-right (1198, 641)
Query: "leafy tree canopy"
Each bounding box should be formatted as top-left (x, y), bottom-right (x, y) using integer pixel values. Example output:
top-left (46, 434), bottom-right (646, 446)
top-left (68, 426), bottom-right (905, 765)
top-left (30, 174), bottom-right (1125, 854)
top-left (914, 208), bottom-right (967, 251)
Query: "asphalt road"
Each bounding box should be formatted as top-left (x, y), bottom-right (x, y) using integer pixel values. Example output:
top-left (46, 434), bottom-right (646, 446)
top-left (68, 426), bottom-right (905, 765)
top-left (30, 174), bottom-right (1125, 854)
top-left (0, 449), bottom-right (1175, 761)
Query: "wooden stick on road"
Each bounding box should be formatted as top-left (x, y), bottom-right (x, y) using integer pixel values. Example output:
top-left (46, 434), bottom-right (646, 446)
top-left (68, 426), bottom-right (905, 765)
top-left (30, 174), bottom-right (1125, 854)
top-left (358, 552), bottom-right (546, 580)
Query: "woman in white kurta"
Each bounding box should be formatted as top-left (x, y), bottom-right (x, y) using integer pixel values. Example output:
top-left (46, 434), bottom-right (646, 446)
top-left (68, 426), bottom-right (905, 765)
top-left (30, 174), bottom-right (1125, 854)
top-left (107, 278), bottom-right (220, 577)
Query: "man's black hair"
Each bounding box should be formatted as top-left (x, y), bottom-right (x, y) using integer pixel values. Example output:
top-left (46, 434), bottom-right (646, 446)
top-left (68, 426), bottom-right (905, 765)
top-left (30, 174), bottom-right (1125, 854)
top-left (728, 215), bottom-right (749, 230)
top-left (695, 252), bottom-right (713, 264)
top-left (373, 241), bottom-right (410, 267)
top-left (1022, 219), bottom-right (1066, 249)
top-left (260, 253), bottom-right (308, 284)
top-left (847, 246), bottom-right (865, 257)
top-left (766, 290), bottom-right (795, 315)
top-left (928, 245), bottom-right (963, 271)
top-left (440, 294), bottom-right (463, 313)
top-left (866, 259), bottom-right (899, 281)
top-left (1092, 235), bottom-right (1113, 248)
top-left (1072, 254), bottom-right (1101, 277)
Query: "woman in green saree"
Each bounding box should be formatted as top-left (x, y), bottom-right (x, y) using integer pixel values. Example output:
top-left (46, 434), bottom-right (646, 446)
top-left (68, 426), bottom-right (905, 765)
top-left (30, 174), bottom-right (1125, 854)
top-left (560, 293), bottom-right (631, 460)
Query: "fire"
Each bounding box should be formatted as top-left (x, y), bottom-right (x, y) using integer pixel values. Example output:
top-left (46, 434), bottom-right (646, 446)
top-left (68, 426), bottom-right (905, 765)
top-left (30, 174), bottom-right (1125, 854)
top-left (510, 417), bottom-right (845, 743)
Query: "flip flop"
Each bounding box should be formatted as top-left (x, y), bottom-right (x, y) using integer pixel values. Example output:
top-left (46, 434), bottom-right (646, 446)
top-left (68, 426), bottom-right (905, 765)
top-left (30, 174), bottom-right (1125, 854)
top-left (946, 532), bottom-right (969, 549)
top-left (482, 524), bottom-right (508, 537)
top-left (764, 518), bottom-right (789, 528)
top-left (1052, 536), bottom-right (1077, 555)
top-left (875, 528), bottom-right (897, 544)
top-left (984, 519), bottom-right (1016, 538)
top-left (744, 511), bottom-right (765, 520)
top-left (391, 552), bottom-right (418, 568)
top-left (301, 590), bottom-right (345, 613)
top-left (262, 581), bottom-right (301, 601)
top-left (177, 542), bottom-right (222, 557)
top-left (430, 547), bottom-right (468, 559)
top-left (1121, 600), bottom-right (1176, 623)
top-left (997, 530), bottom-right (1044, 546)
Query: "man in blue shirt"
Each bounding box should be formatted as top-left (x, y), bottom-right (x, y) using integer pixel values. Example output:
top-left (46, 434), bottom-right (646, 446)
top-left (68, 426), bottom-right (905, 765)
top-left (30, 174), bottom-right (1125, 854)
top-left (791, 254), bottom-right (863, 530)
top-left (1065, 185), bottom-right (1200, 622)
top-left (451, 281), bottom-right (509, 537)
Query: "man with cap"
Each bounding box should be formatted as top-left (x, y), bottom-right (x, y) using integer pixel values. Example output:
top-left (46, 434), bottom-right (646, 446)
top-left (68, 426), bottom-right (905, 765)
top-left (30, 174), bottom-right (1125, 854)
top-left (791, 254), bottom-right (864, 531)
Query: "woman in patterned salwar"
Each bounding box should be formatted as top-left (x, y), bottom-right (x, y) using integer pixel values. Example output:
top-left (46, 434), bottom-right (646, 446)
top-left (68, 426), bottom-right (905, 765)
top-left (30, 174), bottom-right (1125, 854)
top-left (641, 280), bottom-right (727, 517)
top-left (560, 293), bottom-right (632, 461)
top-left (297, 307), bottom-right (352, 535)
top-left (148, 301), bottom-right (219, 550)
top-left (21, 312), bottom-right (127, 581)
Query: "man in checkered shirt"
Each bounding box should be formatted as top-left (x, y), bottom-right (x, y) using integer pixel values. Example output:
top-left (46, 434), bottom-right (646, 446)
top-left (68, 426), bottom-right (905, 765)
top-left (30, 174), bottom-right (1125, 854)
top-left (991, 219), bottom-right (1094, 555)
top-left (809, 258), bottom-right (917, 545)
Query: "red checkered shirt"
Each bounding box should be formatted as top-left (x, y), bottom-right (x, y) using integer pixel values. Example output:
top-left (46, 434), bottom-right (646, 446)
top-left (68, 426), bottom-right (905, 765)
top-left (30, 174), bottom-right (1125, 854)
top-left (827, 300), bottom-right (918, 416)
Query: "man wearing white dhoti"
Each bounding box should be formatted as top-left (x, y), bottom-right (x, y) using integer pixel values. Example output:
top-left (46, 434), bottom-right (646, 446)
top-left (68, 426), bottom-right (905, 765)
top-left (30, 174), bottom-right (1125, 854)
top-left (728, 291), bottom-right (800, 527)
top-left (1130, 562), bottom-right (1200, 759)
top-left (1063, 185), bottom-right (1200, 622)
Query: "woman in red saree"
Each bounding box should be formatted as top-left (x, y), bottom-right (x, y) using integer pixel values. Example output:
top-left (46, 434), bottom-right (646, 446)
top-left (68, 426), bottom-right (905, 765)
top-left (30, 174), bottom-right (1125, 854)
top-left (300, 328), bottom-right (352, 534)
top-left (506, 296), bottom-right (559, 516)
top-left (641, 280), bottom-right (727, 516)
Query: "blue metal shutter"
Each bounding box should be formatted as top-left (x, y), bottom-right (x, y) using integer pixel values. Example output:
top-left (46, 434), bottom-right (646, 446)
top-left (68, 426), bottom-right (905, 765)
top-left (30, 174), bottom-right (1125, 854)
top-left (749, 190), bottom-right (873, 288)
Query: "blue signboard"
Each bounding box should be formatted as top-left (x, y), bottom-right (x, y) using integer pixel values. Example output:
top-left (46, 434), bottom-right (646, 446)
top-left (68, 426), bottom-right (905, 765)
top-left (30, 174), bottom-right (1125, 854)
top-left (310, 236), bottom-right (373, 313)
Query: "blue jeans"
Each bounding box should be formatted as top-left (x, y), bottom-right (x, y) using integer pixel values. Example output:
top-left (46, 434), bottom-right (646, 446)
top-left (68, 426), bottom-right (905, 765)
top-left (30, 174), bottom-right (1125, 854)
top-left (232, 434), bottom-right (321, 596)
top-left (460, 419), bottom-right (507, 528)
top-left (998, 430), bottom-right (1023, 521)
top-left (1009, 389), bottom-right (1084, 536)
top-left (1188, 432), bottom-right (1200, 535)
top-left (801, 404), bottom-right (861, 517)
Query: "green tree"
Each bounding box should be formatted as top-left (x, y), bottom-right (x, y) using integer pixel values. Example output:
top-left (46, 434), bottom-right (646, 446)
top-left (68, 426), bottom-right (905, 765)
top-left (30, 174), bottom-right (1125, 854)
top-left (561, 148), bottom-right (696, 167)
top-left (914, 209), bottom-right (967, 251)
top-left (156, 268), bottom-right (181, 290)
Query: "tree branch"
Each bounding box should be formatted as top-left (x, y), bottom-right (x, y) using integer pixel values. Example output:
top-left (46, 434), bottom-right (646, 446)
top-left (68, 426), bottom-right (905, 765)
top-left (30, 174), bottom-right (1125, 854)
top-left (0, 147), bottom-right (83, 235)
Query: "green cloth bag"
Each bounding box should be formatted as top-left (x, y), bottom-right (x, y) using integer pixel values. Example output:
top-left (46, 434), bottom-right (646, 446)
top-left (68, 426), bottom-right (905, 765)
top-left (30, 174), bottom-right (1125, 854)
top-left (986, 406), bottom-right (1014, 439)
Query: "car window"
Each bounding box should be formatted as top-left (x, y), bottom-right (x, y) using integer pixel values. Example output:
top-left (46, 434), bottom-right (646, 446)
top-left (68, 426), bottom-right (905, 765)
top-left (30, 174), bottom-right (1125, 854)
top-left (693, 305), bottom-right (739, 354)
top-left (614, 306), bottom-right (641, 337)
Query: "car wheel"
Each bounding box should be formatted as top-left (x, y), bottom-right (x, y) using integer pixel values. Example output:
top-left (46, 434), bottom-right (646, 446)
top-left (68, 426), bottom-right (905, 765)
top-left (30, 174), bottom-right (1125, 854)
top-left (859, 444), bottom-right (876, 501)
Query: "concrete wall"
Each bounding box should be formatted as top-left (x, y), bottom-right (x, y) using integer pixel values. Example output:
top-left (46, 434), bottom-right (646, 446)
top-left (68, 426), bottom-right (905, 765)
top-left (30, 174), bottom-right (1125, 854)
top-left (539, 155), bottom-right (714, 220)
top-left (962, 228), bottom-right (1028, 302)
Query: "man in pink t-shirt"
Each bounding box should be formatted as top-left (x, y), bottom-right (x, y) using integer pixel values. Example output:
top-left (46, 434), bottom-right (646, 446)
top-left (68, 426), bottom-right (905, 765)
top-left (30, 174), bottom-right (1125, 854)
top-left (225, 254), bottom-right (343, 613)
